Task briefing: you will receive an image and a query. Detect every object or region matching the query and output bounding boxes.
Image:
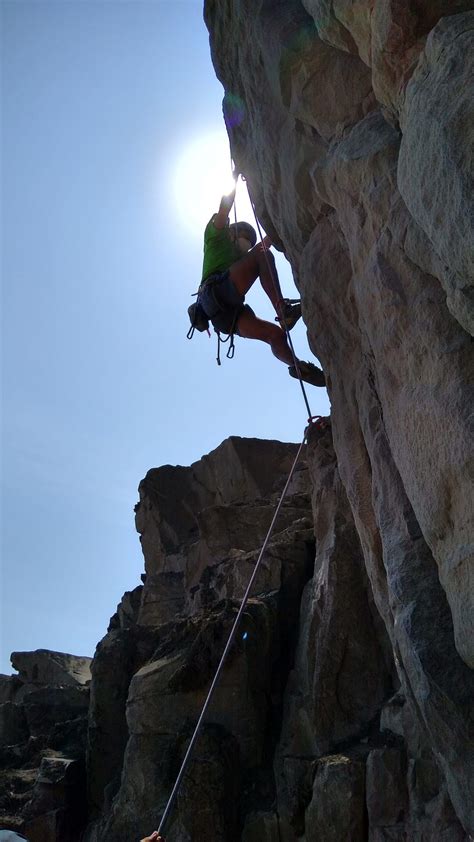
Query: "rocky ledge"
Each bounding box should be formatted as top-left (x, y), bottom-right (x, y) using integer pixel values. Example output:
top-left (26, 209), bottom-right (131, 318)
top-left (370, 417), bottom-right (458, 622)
top-left (84, 432), bottom-right (471, 841)
top-left (2, 431), bottom-right (472, 840)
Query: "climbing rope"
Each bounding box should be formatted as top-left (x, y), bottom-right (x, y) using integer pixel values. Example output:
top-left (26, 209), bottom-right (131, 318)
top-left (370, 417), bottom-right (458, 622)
top-left (157, 168), bottom-right (327, 836)
top-left (156, 431), bottom-right (307, 837)
top-left (233, 169), bottom-right (238, 226)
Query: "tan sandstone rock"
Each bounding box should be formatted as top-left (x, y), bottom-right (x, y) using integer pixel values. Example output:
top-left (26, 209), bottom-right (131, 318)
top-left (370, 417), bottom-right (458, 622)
top-left (204, 0), bottom-right (474, 836)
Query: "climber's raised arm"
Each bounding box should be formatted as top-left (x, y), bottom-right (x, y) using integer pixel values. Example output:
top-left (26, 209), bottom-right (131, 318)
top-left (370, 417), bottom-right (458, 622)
top-left (213, 187), bottom-right (236, 229)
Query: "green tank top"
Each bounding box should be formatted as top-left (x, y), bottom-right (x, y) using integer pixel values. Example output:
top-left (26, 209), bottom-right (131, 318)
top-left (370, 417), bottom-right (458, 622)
top-left (201, 216), bottom-right (241, 282)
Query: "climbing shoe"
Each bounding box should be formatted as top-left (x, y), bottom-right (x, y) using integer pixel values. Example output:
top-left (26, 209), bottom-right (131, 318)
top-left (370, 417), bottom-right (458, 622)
top-left (277, 300), bottom-right (302, 331)
top-left (289, 361), bottom-right (326, 387)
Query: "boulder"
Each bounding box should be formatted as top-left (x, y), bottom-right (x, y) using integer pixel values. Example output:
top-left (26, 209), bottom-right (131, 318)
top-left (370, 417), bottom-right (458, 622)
top-left (10, 651), bottom-right (91, 688)
top-left (23, 757), bottom-right (86, 842)
top-left (305, 754), bottom-right (366, 841)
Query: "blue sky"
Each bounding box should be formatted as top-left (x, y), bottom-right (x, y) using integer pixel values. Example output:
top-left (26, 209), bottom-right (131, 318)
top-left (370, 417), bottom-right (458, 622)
top-left (1, 0), bottom-right (329, 675)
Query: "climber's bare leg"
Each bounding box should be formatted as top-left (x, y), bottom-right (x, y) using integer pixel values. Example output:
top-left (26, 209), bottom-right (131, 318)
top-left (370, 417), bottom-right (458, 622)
top-left (229, 244), bottom-right (284, 313)
top-left (236, 308), bottom-right (295, 365)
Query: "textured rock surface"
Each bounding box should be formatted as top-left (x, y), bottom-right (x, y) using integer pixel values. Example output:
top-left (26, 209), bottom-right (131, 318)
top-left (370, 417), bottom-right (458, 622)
top-left (83, 426), bottom-right (470, 841)
top-left (0, 653), bottom-right (89, 838)
top-left (274, 427), bottom-right (393, 835)
top-left (2, 2), bottom-right (473, 840)
top-left (305, 754), bottom-right (366, 842)
top-left (84, 437), bottom-right (315, 841)
top-left (202, 0), bottom-right (474, 836)
top-left (5, 428), bottom-right (471, 839)
top-left (399, 13), bottom-right (474, 334)
top-left (11, 651), bottom-right (92, 689)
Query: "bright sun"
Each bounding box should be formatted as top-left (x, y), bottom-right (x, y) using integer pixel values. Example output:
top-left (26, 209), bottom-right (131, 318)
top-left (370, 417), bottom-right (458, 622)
top-left (172, 129), bottom-right (253, 236)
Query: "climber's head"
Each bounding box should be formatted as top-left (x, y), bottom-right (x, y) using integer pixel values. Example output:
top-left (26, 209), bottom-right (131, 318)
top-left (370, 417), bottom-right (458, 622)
top-left (229, 221), bottom-right (257, 253)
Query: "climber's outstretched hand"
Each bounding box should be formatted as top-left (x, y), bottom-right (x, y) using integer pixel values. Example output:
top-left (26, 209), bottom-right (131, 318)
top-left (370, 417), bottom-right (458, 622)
top-left (141, 833), bottom-right (164, 842)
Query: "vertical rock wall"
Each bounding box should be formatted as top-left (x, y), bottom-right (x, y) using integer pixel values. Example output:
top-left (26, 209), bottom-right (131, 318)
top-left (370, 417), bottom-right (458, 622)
top-left (203, 0), bottom-right (474, 838)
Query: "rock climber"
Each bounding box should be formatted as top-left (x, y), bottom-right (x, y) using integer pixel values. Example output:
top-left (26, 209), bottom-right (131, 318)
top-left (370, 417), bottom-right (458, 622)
top-left (140, 833), bottom-right (164, 842)
top-left (198, 187), bottom-right (326, 387)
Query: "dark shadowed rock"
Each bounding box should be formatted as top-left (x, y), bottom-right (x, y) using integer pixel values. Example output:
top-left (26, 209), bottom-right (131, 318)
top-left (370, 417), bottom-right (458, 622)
top-left (366, 748), bottom-right (408, 828)
top-left (21, 687), bottom-right (89, 739)
top-left (242, 811), bottom-right (280, 842)
top-left (23, 757), bottom-right (86, 842)
top-left (305, 754), bottom-right (367, 841)
top-left (83, 439), bottom-right (314, 841)
top-left (0, 678), bottom-right (22, 705)
top-left (0, 651), bottom-right (90, 838)
top-left (0, 705), bottom-right (28, 748)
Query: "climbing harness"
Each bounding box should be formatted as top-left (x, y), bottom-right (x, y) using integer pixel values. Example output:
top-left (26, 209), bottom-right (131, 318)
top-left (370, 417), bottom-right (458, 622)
top-left (161, 169), bottom-right (329, 836)
top-left (187, 281), bottom-right (240, 361)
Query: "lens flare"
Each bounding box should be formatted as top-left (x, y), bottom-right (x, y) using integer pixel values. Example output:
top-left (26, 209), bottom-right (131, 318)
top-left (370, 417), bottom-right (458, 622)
top-left (224, 92), bottom-right (246, 129)
top-left (172, 129), bottom-right (233, 233)
top-left (171, 129), bottom-right (254, 237)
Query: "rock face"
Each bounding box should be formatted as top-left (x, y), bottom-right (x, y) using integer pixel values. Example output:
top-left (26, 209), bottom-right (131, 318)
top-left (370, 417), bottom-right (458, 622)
top-left (85, 437), bottom-right (317, 840)
top-left (3, 3), bottom-right (472, 840)
top-left (10, 651), bottom-right (91, 690)
top-left (0, 651), bottom-right (90, 839)
top-left (83, 424), bottom-right (470, 841)
top-left (201, 0), bottom-right (473, 837)
top-left (204, 0), bottom-right (474, 671)
top-left (4, 429), bottom-right (470, 840)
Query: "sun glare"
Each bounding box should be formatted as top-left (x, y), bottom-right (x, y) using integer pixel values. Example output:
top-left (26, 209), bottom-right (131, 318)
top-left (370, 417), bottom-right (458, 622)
top-left (172, 130), bottom-right (252, 236)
